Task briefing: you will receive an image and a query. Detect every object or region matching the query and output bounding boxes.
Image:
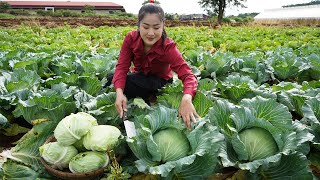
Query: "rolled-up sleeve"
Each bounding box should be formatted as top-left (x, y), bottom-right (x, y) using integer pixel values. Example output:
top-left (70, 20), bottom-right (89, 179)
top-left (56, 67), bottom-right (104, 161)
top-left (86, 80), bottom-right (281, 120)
top-left (112, 33), bottom-right (133, 90)
top-left (168, 44), bottom-right (198, 97)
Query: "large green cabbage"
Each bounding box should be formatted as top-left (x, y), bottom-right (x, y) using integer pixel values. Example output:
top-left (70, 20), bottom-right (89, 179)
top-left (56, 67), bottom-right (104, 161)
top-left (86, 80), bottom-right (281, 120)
top-left (238, 127), bottom-right (278, 161)
top-left (68, 151), bottom-right (109, 173)
top-left (127, 105), bottom-right (224, 178)
top-left (39, 142), bottom-right (78, 170)
top-left (208, 97), bottom-right (314, 178)
top-left (83, 125), bottom-right (121, 151)
top-left (54, 112), bottom-right (98, 146)
top-left (148, 128), bottom-right (190, 162)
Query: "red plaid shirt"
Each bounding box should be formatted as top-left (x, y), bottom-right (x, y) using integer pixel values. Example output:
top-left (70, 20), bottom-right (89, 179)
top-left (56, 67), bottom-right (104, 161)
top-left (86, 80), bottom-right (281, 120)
top-left (112, 30), bottom-right (198, 97)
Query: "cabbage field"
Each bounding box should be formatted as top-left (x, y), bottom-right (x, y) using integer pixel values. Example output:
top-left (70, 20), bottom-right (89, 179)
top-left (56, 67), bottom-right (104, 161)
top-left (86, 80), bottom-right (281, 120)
top-left (0, 25), bottom-right (320, 179)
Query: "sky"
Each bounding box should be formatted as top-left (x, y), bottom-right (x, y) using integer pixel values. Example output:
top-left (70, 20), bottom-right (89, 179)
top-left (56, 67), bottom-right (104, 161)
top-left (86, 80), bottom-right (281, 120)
top-left (6, 0), bottom-right (313, 15)
top-left (113, 0), bottom-right (312, 15)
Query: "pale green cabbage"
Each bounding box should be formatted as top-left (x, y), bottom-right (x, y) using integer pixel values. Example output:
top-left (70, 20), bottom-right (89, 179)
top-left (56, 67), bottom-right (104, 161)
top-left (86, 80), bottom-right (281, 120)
top-left (83, 125), bottom-right (121, 151)
top-left (39, 142), bottom-right (78, 170)
top-left (54, 112), bottom-right (98, 146)
top-left (69, 151), bottom-right (109, 173)
top-left (148, 128), bottom-right (190, 162)
top-left (238, 127), bottom-right (278, 161)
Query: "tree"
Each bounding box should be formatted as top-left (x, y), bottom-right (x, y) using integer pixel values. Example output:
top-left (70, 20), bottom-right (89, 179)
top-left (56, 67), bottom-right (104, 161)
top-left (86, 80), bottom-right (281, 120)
top-left (0, 2), bottom-right (11, 13)
top-left (198, 0), bottom-right (246, 24)
top-left (142, 0), bottom-right (161, 5)
top-left (84, 5), bottom-right (95, 14)
top-left (283, 0), bottom-right (320, 7)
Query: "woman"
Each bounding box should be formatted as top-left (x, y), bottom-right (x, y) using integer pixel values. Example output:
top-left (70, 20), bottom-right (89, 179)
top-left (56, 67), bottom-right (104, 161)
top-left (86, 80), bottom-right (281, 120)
top-left (111, 3), bottom-right (199, 128)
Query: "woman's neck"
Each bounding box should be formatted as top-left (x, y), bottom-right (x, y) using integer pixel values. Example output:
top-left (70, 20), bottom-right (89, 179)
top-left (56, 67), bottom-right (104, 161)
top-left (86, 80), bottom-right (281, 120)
top-left (144, 46), bottom-right (151, 53)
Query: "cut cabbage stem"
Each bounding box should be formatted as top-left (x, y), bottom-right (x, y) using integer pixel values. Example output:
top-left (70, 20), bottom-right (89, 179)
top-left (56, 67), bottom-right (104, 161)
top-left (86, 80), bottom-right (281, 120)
top-left (107, 149), bottom-right (121, 175)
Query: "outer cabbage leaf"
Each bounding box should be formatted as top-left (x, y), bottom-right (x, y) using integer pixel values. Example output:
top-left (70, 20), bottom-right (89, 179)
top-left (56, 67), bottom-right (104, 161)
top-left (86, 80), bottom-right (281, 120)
top-left (0, 113), bottom-right (9, 129)
top-left (218, 74), bottom-right (257, 103)
top-left (265, 47), bottom-right (307, 81)
top-left (276, 87), bottom-right (308, 117)
top-left (302, 97), bottom-right (320, 125)
top-left (43, 72), bottom-right (79, 87)
top-left (49, 52), bottom-right (81, 76)
top-left (305, 53), bottom-right (320, 80)
top-left (156, 81), bottom-right (183, 109)
top-left (80, 52), bottom-right (117, 79)
top-left (2, 69), bottom-right (41, 93)
top-left (245, 152), bottom-right (313, 180)
top-left (75, 91), bottom-right (119, 125)
top-left (78, 75), bottom-right (102, 96)
top-left (240, 96), bottom-right (293, 131)
top-left (197, 78), bottom-right (217, 94)
top-left (301, 97), bottom-right (320, 151)
top-left (12, 83), bottom-right (77, 124)
top-left (206, 99), bottom-right (235, 136)
top-left (126, 98), bottom-right (153, 129)
top-left (233, 52), bottom-right (271, 85)
top-left (201, 51), bottom-right (234, 78)
top-left (157, 83), bottom-right (214, 118)
top-left (1, 160), bottom-right (39, 179)
top-left (301, 97), bottom-right (320, 168)
top-left (0, 121), bottom-right (57, 179)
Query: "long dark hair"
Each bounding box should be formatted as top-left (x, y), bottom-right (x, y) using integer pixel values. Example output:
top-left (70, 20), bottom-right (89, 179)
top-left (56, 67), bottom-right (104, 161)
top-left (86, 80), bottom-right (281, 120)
top-left (137, 3), bottom-right (167, 40)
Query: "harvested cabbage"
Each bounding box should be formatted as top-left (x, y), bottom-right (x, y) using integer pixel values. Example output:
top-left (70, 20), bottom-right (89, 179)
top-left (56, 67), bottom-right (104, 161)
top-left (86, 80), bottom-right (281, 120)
top-left (69, 151), bottom-right (109, 173)
top-left (83, 125), bottom-right (121, 151)
top-left (39, 142), bottom-right (78, 170)
top-left (54, 112), bottom-right (98, 146)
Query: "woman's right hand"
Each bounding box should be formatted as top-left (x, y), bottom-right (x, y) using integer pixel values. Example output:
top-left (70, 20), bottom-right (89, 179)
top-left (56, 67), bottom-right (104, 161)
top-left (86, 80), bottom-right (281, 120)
top-left (115, 88), bottom-right (127, 118)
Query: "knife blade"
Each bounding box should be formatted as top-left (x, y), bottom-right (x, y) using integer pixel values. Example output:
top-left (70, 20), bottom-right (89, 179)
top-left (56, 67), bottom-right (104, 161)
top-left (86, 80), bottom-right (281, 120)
top-left (122, 110), bottom-right (136, 138)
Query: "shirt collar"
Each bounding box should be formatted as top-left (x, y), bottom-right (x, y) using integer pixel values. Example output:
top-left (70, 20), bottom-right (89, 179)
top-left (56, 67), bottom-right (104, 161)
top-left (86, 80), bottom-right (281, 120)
top-left (153, 38), bottom-right (165, 55)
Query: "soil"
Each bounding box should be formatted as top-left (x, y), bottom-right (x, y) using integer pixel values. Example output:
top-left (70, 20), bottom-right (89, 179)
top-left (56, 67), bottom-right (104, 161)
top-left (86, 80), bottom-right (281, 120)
top-left (0, 17), bottom-right (220, 28)
top-left (0, 133), bottom-right (24, 150)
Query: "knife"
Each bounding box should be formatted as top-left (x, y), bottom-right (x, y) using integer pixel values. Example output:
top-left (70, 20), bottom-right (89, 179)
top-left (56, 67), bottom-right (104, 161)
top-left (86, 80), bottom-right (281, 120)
top-left (122, 110), bottom-right (136, 138)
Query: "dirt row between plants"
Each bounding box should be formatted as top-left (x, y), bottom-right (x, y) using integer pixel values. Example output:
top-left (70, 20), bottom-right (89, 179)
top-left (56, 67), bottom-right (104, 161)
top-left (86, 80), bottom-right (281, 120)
top-left (0, 17), bottom-right (218, 28)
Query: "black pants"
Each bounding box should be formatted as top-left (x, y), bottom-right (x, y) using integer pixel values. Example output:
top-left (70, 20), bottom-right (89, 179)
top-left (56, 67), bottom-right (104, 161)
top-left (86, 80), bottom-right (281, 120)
top-left (105, 72), bottom-right (172, 101)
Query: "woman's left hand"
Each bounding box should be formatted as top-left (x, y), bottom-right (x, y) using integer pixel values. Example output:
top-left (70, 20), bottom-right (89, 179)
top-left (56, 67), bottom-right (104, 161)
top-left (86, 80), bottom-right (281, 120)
top-left (179, 94), bottom-right (200, 129)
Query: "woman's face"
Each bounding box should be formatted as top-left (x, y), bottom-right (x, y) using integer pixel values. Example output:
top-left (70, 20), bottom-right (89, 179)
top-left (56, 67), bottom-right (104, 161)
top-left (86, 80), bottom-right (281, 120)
top-left (139, 13), bottom-right (164, 48)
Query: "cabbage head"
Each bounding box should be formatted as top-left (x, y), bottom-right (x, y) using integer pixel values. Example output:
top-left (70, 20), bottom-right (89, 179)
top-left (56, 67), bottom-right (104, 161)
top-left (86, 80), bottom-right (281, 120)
top-left (127, 105), bottom-right (225, 178)
top-left (39, 142), bottom-right (78, 170)
top-left (147, 128), bottom-right (190, 162)
top-left (69, 151), bottom-right (109, 173)
top-left (238, 127), bottom-right (278, 161)
top-left (83, 125), bottom-right (121, 151)
top-left (208, 98), bottom-right (314, 178)
top-left (54, 112), bottom-right (98, 146)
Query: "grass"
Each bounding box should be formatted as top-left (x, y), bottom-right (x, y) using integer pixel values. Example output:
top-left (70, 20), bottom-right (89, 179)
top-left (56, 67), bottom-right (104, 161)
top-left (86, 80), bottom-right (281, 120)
top-left (0, 13), bottom-right (16, 18)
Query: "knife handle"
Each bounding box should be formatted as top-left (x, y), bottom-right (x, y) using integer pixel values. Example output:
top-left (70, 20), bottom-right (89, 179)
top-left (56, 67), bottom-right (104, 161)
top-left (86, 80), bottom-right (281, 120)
top-left (122, 110), bottom-right (127, 121)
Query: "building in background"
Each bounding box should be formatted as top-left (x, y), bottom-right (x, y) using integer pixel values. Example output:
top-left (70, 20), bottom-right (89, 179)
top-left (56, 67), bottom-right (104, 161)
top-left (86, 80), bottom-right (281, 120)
top-left (179, 14), bottom-right (209, 20)
top-left (4, 1), bottom-right (126, 14)
top-left (254, 5), bottom-right (320, 21)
